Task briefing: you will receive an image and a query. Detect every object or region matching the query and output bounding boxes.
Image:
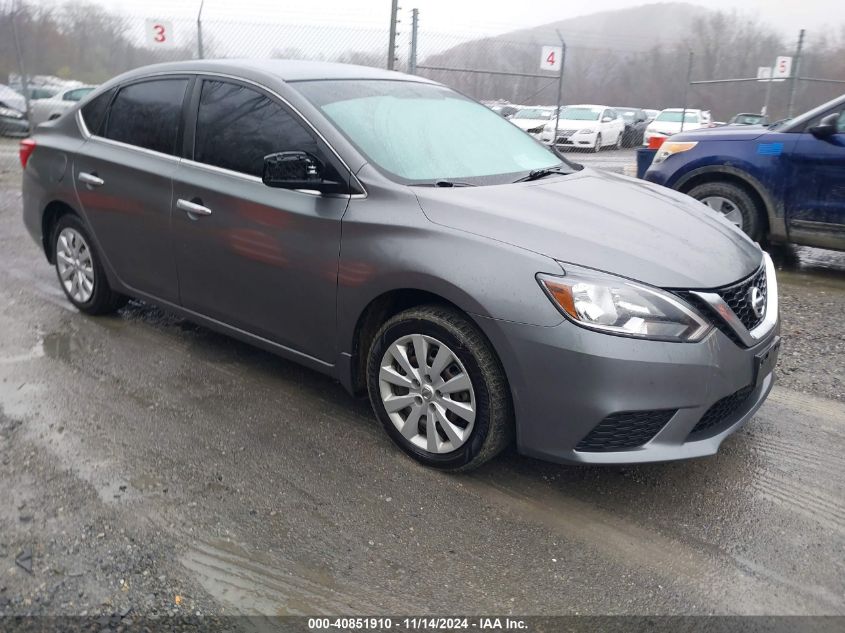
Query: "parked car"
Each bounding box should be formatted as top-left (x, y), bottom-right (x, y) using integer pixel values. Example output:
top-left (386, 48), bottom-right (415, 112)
top-left (28, 85), bottom-right (96, 126)
top-left (21, 60), bottom-right (780, 470)
top-left (489, 103), bottom-right (519, 119)
top-left (509, 106), bottom-right (556, 136)
top-left (728, 113), bottom-right (768, 126)
top-left (644, 109), bottom-right (660, 122)
top-left (644, 108), bottom-right (711, 145)
top-left (0, 84), bottom-right (29, 137)
top-left (645, 94), bottom-right (845, 249)
top-left (539, 105), bottom-right (625, 151)
top-left (614, 107), bottom-right (649, 147)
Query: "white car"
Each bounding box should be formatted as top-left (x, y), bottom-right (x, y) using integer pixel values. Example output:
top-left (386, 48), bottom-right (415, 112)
top-left (509, 106), bottom-right (556, 137)
top-left (643, 108), bottom-right (711, 145)
top-left (538, 105), bottom-right (625, 152)
top-left (28, 86), bottom-right (96, 126)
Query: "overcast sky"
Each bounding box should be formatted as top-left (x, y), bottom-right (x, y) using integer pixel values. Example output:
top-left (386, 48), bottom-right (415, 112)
top-left (72, 0), bottom-right (838, 37)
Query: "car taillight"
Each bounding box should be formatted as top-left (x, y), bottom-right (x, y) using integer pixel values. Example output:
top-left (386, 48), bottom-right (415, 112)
top-left (19, 138), bottom-right (36, 169)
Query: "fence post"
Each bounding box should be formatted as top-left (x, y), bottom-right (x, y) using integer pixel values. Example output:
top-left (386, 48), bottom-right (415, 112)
top-left (680, 50), bottom-right (693, 132)
top-left (196, 0), bottom-right (205, 59)
top-left (552, 30), bottom-right (566, 152)
top-left (409, 8), bottom-right (419, 74)
top-left (786, 29), bottom-right (805, 118)
top-left (387, 0), bottom-right (399, 70)
top-left (10, 6), bottom-right (31, 117)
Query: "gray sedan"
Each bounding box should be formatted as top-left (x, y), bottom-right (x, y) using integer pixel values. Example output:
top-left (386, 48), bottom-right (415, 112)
top-left (20, 60), bottom-right (780, 470)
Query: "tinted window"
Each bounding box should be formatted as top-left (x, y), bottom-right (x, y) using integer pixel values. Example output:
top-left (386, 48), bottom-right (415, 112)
top-left (80, 88), bottom-right (115, 136)
top-left (194, 80), bottom-right (321, 177)
top-left (105, 79), bottom-right (188, 155)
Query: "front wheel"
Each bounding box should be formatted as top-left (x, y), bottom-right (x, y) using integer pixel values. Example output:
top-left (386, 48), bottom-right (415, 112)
top-left (614, 131), bottom-right (623, 149)
top-left (53, 214), bottom-right (127, 315)
top-left (593, 133), bottom-right (602, 152)
top-left (367, 305), bottom-right (513, 471)
top-left (687, 181), bottom-right (764, 241)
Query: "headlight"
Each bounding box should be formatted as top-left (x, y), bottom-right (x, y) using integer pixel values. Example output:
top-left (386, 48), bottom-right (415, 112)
top-left (652, 141), bottom-right (698, 165)
top-left (0, 107), bottom-right (24, 119)
top-left (577, 128), bottom-right (594, 134)
top-left (537, 265), bottom-right (712, 342)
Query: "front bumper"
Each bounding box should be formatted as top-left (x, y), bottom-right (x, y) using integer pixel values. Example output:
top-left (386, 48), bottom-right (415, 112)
top-left (475, 273), bottom-right (780, 465)
top-left (540, 130), bottom-right (598, 148)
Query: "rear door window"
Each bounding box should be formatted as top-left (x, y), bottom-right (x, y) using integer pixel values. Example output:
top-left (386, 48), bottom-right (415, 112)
top-left (104, 79), bottom-right (189, 155)
top-left (193, 79), bottom-right (323, 177)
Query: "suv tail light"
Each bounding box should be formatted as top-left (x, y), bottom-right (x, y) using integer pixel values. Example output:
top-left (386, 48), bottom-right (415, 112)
top-left (19, 138), bottom-right (36, 169)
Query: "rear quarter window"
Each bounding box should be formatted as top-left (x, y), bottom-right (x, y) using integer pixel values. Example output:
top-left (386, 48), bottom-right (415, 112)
top-left (104, 79), bottom-right (189, 155)
top-left (80, 88), bottom-right (115, 136)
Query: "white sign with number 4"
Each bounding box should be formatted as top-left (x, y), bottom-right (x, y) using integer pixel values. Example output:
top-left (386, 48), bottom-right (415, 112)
top-left (541, 46), bottom-right (562, 72)
top-left (146, 19), bottom-right (174, 48)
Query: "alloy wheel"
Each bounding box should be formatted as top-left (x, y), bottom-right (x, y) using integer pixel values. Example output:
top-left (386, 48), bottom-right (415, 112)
top-left (378, 334), bottom-right (476, 454)
top-left (701, 195), bottom-right (744, 229)
top-left (56, 227), bottom-right (95, 303)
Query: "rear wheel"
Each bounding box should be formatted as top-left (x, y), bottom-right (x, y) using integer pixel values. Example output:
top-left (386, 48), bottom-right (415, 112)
top-left (53, 214), bottom-right (127, 315)
top-left (367, 305), bottom-right (513, 471)
top-left (687, 181), bottom-right (763, 241)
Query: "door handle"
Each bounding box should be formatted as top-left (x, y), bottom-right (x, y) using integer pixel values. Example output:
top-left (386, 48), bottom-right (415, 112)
top-left (78, 172), bottom-right (104, 187)
top-left (176, 198), bottom-right (212, 217)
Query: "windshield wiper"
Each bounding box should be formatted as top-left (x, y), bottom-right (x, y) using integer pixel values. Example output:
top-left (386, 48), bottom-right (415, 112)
top-left (513, 166), bottom-right (571, 183)
top-left (412, 180), bottom-right (477, 187)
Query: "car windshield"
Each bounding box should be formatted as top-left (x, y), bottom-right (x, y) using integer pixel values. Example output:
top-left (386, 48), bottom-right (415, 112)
top-left (618, 110), bottom-right (638, 122)
top-left (513, 108), bottom-right (553, 119)
top-left (655, 111), bottom-right (699, 123)
top-left (295, 80), bottom-right (566, 185)
top-left (559, 107), bottom-right (601, 121)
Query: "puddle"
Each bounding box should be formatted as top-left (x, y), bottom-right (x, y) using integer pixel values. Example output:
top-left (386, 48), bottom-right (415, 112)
top-left (181, 539), bottom-right (358, 616)
top-left (769, 244), bottom-right (845, 291)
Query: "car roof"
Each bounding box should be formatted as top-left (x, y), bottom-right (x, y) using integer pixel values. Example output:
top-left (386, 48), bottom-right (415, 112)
top-left (111, 59), bottom-right (437, 84)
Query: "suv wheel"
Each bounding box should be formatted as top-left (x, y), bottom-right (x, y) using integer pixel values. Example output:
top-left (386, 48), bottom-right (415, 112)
top-left (53, 214), bottom-right (127, 315)
top-left (367, 305), bottom-right (513, 471)
top-left (687, 181), bottom-right (763, 241)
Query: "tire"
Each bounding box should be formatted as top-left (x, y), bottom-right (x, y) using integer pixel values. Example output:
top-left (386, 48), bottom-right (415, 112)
top-left (52, 214), bottom-right (127, 315)
top-left (686, 181), bottom-right (763, 241)
top-left (593, 133), bottom-right (602, 152)
top-left (366, 304), bottom-right (513, 471)
top-left (614, 131), bottom-right (623, 149)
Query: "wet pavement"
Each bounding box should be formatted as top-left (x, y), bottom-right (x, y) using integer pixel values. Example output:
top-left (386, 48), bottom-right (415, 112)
top-left (0, 182), bottom-right (843, 619)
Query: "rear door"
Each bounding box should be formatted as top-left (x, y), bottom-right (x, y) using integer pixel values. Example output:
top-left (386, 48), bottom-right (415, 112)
top-left (170, 77), bottom-right (351, 362)
top-left (73, 77), bottom-right (191, 303)
top-left (783, 108), bottom-right (845, 247)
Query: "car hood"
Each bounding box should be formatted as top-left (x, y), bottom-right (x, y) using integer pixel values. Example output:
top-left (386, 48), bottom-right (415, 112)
top-left (413, 168), bottom-right (760, 289)
top-left (672, 126), bottom-right (770, 142)
top-left (511, 119), bottom-right (549, 130)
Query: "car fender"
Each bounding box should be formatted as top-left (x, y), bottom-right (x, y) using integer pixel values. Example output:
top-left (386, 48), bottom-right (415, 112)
top-left (672, 163), bottom-right (786, 240)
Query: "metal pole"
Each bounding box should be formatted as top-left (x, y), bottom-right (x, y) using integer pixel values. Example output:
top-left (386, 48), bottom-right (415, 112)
top-left (786, 29), bottom-right (805, 118)
top-left (11, 4), bottom-right (31, 117)
top-left (196, 0), bottom-right (205, 59)
top-left (763, 66), bottom-right (773, 116)
top-left (680, 50), bottom-right (693, 132)
top-left (387, 0), bottom-right (399, 70)
top-left (552, 31), bottom-right (566, 151)
top-left (409, 8), bottom-right (418, 74)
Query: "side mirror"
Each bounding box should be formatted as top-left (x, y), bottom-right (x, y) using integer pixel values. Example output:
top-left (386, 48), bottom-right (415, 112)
top-left (809, 112), bottom-right (840, 139)
top-left (602, 116), bottom-right (613, 123)
top-left (262, 151), bottom-right (346, 194)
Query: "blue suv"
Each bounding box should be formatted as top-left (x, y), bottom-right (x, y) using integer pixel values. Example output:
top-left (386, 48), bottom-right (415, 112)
top-left (645, 95), bottom-right (845, 250)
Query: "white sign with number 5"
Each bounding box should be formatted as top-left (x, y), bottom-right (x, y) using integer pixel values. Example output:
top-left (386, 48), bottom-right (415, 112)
top-left (541, 46), bottom-right (562, 72)
top-left (146, 19), bottom-right (174, 48)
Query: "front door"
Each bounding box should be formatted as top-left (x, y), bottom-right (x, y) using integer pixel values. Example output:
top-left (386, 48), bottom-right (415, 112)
top-left (170, 78), bottom-right (350, 362)
top-left (785, 109), bottom-right (845, 248)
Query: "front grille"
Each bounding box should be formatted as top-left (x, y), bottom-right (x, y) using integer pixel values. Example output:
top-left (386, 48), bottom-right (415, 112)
top-left (576, 409), bottom-right (676, 452)
top-left (682, 293), bottom-right (744, 346)
top-left (687, 385), bottom-right (754, 439)
top-left (556, 129), bottom-right (577, 137)
top-left (716, 266), bottom-right (767, 331)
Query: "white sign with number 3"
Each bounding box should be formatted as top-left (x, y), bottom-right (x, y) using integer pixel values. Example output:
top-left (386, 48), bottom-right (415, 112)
top-left (541, 46), bottom-right (562, 72)
top-left (146, 19), bottom-right (174, 48)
